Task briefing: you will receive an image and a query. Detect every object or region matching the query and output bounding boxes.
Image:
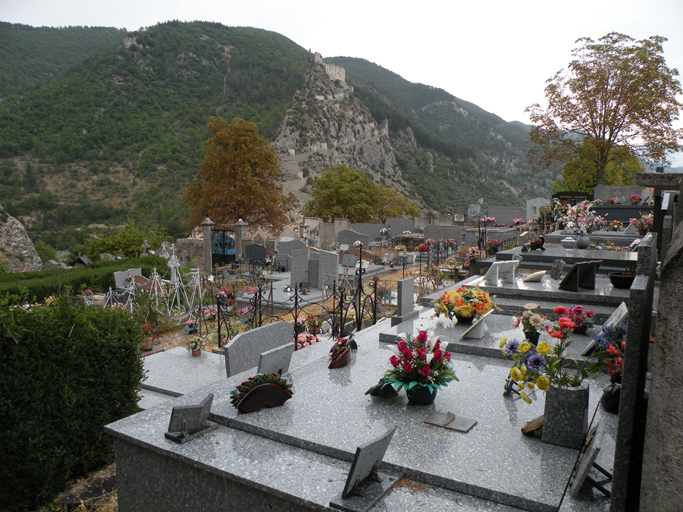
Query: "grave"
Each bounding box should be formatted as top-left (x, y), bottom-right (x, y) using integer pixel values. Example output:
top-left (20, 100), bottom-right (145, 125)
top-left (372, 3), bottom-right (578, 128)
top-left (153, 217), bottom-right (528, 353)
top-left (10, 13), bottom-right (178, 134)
top-left (338, 230), bottom-right (370, 248)
top-left (384, 216), bottom-right (414, 236)
top-left (224, 321), bottom-right (294, 377)
top-left (113, 268), bottom-right (142, 291)
top-left (245, 243), bottom-right (268, 265)
top-left (494, 246), bottom-right (638, 274)
top-left (273, 253), bottom-right (291, 272)
top-left (291, 248), bottom-right (310, 287)
top-left (526, 198), bottom-right (550, 222)
top-left (107, 313), bottom-right (615, 512)
top-left (593, 185), bottom-right (644, 204)
top-left (487, 206), bottom-right (526, 226)
top-left (279, 239), bottom-right (307, 257)
top-left (341, 254), bottom-right (358, 268)
top-left (465, 204), bottom-right (484, 222)
top-left (390, 278), bottom-right (418, 326)
top-left (423, 225), bottom-right (460, 242)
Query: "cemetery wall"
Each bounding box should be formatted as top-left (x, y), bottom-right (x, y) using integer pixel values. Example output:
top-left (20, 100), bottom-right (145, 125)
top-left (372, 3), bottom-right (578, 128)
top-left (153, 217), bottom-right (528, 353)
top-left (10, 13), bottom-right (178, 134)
top-left (640, 222), bottom-right (683, 511)
top-left (174, 238), bottom-right (203, 268)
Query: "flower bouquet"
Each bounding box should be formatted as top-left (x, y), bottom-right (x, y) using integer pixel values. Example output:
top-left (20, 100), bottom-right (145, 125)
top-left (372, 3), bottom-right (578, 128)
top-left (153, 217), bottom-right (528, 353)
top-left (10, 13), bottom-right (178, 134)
top-left (433, 286), bottom-right (496, 323)
top-left (463, 247), bottom-right (481, 269)
top-left (556, 305), bottom-right (595, 334)
top-left (380, 227), bottom-right (389, 236)
top-left (383, 330), bottom-right (457, 404)
top-left (501, 314), bottom-right (605, 403)
top-left (306, 316), bottom-right (323, 333)
top-left (183, 319), bottom-right (199, 335)
top-left (416, 244), bottom-right (430, 252)
top-left (629, 193), bottom-right (642, 205)
top-left (593, 323), bottom-right (627, 379)
top-left (513, 218), bottom-right (525, 225)
top-left (513, 303), bottom-right (547, 344)
top-left (296, 333), bottom-right (319, 350)
top-left (630, 213), bottom-right (653, 233)
top-left (229, 373), bottom-right (293, 413)
top-left (608, 220), bottom-right (622, 231)
top-left (486, 239), bottom-right (503, 254)
top-left (186, 336), bottom-right (207, 355)
top-left (203, 306), bottom-right (217, 321)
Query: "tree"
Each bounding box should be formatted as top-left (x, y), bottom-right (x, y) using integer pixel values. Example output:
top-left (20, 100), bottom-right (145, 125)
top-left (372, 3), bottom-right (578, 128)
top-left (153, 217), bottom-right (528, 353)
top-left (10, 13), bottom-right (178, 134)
top-left (302, 164), bottom-right (379, 222)
top-left (552, 138), bottom-right (644, 193)
top-left (527, 33), bottom-right (682, 186)
top-left (185, 117), bottom-right (297, 230)
top-left (83, 221), bottom-right (170, 258)
top-left (375, 184), bottom-right (420, 223)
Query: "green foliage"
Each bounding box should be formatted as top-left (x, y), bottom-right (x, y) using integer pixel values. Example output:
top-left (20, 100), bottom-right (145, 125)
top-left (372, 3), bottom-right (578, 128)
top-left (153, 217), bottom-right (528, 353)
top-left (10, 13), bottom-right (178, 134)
top-left (0, 22), bottom-right (126, 98)
top-left (303, 164), bottom-right (379, 222)
top-left (0, 298), bottom-right (144, 512)
top-left (0, 256), bottom-right (167, 303)
top-left (82, 221), bottom-right (171, 258)
top-left (552, 139), bottom-right (644, 193)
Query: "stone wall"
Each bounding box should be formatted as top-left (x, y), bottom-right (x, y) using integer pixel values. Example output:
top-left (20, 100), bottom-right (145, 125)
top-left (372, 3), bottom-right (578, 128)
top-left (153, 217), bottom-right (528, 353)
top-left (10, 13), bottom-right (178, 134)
top-left (640, 222), bottom-right (683, 510)
top-left (174, 238), bottom-right (203, 268)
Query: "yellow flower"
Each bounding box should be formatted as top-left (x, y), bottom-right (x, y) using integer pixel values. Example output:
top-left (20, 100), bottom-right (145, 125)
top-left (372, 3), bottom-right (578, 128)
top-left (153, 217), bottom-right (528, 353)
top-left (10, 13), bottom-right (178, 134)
top-left (537, 376), bottom-right (550, 391)
top-left (519, 365), bottom-right (527, 377)
top-left (499, 336), bottom-right (507, 348)
top-left (520, 391), bottom-right (532, 404)
top-left (510, 367), bottom-right (523, 382)
top-left (527, 382), bottom-right (535, 389)
top-left (518, 342), bottom-right (531, 354)
top-left (537, 341), bottom-right (551, 355)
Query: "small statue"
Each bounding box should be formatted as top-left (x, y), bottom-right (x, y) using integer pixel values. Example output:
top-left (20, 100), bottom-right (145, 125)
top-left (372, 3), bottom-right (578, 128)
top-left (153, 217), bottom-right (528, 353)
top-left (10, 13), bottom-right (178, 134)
top-left (528, 235), bottom-right (546, 251)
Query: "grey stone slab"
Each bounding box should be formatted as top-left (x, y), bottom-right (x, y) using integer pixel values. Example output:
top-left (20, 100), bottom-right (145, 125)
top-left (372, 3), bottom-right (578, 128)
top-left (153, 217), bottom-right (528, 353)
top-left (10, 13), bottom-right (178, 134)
top-left (338, 230), bottom-right (370, 248)
top-left (308, 258), bottom-right (320, 288)
top-left (385, 217), bottom-right (414, 235)
top-left (291, 248), bottom-right (310, 288)
top-left (140, 347), bottom-right (226, 397)
top-left (466, 204), bottom-right (484, 221)
top-left (594, 185), bottom-right (643, 204)
top-left (395, 278), bottom-right (414, 317)
top-left (496, 246), bottom-right (638, 268)
top-left (224, 321), bottom-right (294, 377)
top-left (379, 309), bottom-right (601, 360)
top-left (279, 239), bottom-right (307, 257)
top-left (274, 254), bottom-right (291, 272)
top-left (424, 226), bottom-right (461, 242)
top-left (527, 198), bottom-right (550, 222)
top-left (342, 254), bottom-right (358, 268)
top-left (138, 389), bottom-right (175, 410)
top-left (208, 341), bottom-right (610, 512)
top-left (245, 243), bottom-right (268, 264)
top-left (488, 206), bottom-right (526, 226)
top-left (319, 250), bottom-right (339, 288)
top-left (114, 268), bottom-right (142, 290)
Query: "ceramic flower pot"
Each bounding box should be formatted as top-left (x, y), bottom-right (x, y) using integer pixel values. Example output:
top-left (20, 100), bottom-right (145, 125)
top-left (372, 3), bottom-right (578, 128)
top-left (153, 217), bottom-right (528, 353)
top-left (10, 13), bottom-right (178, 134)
top-left (140, 337), bottom-right (154, 351)
top-left (542, 384), bottom-right (589, 450)
top-left (454, 313), bottom-right (474, 324)
top-left (609, 272), bottom-right (636, 289)
top-left (638, 228), bottom-right (648, 236)
top-left (406, 384), bottom-right (437, 405)
top-left (191, 349), bottom-right (201, 357)
top-left (235, 383), bottom-right (293, 413)
top-left (328, 346), bottom-right (351, 369)
top-left (524, 331), bottom-right (540, 345)
top-left (575, 235), bottom-right (590, 249)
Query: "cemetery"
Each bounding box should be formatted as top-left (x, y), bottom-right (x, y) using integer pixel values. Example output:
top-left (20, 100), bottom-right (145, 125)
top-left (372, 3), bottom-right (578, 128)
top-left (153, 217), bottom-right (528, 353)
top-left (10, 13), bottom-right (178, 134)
top-left (4, 177), bottom-right (683, 512)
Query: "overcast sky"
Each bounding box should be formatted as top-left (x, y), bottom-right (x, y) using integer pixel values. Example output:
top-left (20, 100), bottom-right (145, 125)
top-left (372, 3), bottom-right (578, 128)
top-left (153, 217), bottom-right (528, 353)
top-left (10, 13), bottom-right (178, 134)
top-left (3, 0), bottom-right (683, 164)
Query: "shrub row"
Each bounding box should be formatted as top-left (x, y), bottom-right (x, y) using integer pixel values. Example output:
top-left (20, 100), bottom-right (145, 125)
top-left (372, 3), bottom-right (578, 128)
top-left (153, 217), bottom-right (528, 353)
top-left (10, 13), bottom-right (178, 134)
top-left (0, 256), bottom-right (168, 304)
top-left (0, 298), bottom-right (145, 512)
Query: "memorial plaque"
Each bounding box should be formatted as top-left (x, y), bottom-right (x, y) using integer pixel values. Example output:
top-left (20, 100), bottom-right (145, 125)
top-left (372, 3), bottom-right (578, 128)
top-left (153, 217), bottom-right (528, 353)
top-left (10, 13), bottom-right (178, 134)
top-left (329, 427), bottom-right (402, 512)
top-left (465, 204), bottom-right (483, 221)
top-left (594, 185), bottom-right (642, 204)
top-left (460, 309), bottom-right (492, 340)
top-left (165, 394), bottom-right (218, 443)
top-left (424, 412), bottom-right (477, 433)
top-left (258, 344), bottom-right (294, 376)
top-left (552, 191), bottom-right (593, 205)
top-left (582, 302), bottom-right (628, 356)
top-left (488, 206), bottom-right (526, 226)
top-left (558, 260), bottom-right (601, 291)
top-left (549, 259), bottom-right (566, 280)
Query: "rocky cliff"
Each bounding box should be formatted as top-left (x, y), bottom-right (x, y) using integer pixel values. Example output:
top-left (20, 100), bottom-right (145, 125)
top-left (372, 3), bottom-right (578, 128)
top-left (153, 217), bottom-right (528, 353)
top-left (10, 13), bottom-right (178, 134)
top-left (0, 204), bottom-right (42, 272)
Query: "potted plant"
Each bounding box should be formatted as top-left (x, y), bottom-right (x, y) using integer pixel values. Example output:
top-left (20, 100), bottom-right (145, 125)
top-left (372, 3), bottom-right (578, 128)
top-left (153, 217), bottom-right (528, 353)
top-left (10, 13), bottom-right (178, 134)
top-left (215, 286), bottom-right (234, 306)
top-left (433, 286), bottom-right (496, 324)
top-left (140, 323), bottom-right (154, 351)
top-left (593, 323), bottom-right (627, 413)
top-left (306, 316), bottom-right (323, 334)
top-left (629, 193), bottom-right (642, 205)
top-left (500, 313), bottom-right (605, 449)
top-left (484, 216), bottom-right (496, 225)
top-left (486, 239), bottom-right (503, 255)
top-left (328, 337), bottom-right (351, 369)
top-left (229, 373), bottom-right (293, 413)
top-left (607, 220), bottom-right (622, 231)
top-left (382, 330), bottom-right (458, 405)
top-left (609, 263), bottom-right (636, 289)
top-left (556, 305), bottom-right (595, 335)
top-left (186, 336), bottom-right (207, 356)
top-left (183, 319), bottom-right (199, 335)
top-left (203, 306), bottom-right (217, 322)
top-left (513, 218), bottom-right (525, 226)
top-left (513, 303), bottom-right (547, 345)
top-left (630, 213), bottom-right (653, 235)
top-left (463, 247), bottom-right (481, 270)
top-left (294, 317), bottom-right (307, 335)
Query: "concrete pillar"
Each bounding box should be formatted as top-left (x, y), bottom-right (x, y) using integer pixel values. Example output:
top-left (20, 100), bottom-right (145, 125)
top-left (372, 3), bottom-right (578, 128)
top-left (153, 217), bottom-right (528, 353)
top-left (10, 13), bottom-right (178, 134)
top-left (201, 217), bottom-right (214, 273)
top-left (234, 218), bottom-right (248, 260)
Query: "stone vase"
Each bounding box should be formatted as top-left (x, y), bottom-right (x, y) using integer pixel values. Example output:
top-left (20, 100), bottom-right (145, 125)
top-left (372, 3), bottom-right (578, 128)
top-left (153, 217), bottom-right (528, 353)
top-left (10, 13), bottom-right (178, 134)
top-left (575, 235), bottom-right (590, 249)
top-left (542, 384), bottom-right (589, 450)
top-left (524, 331), bottom-right (540, 345)
top-left (406, 384), bottom-right (437, 405)
top-left (573, 324), bottom-right (589, 335)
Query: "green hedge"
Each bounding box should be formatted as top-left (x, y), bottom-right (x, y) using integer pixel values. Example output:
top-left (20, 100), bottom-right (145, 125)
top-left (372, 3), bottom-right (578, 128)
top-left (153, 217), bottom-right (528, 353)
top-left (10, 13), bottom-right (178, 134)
top-left (0, 256), bottom-right (168, 304)
top-left (0, 298), bottom-right (145, 512)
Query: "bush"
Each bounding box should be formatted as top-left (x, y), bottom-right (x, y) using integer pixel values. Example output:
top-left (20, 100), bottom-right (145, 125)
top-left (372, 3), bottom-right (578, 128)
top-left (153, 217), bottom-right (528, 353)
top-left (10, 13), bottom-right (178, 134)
top-left (0, 298), bottom-right (144, 512)
top-left (0, 256), bottom-right (167, 304)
